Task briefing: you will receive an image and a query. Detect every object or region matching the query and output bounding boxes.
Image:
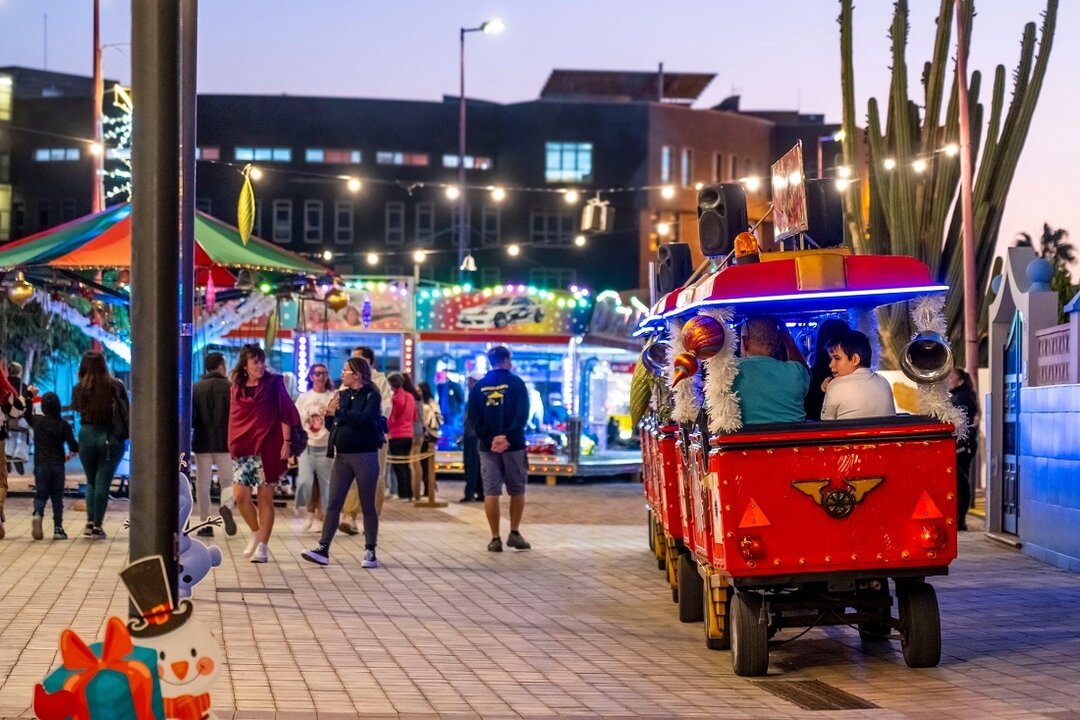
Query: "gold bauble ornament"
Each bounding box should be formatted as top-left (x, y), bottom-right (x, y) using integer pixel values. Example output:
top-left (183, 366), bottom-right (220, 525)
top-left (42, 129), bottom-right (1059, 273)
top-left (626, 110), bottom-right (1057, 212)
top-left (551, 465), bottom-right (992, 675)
top-left (6, 272), bottom-right (35, 308)
top-left (324, 288), bottom-right (349, 312)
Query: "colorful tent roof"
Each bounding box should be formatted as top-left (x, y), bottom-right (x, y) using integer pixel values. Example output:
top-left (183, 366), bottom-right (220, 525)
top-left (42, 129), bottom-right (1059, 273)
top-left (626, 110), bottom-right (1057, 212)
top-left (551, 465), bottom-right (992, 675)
top-left (0, 203), bottom-right (328, 283)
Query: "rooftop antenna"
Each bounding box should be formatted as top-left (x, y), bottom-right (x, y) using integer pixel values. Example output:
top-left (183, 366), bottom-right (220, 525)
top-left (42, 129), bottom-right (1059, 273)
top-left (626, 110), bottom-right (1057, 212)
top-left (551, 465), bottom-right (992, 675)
top-left (657, 62), bottom-right (664, 103)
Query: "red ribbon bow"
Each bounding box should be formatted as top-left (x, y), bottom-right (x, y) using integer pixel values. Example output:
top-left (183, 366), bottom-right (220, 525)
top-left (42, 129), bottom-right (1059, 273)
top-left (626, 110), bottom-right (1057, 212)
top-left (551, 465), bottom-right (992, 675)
top-left (33, 616), bottom-right (156, 720)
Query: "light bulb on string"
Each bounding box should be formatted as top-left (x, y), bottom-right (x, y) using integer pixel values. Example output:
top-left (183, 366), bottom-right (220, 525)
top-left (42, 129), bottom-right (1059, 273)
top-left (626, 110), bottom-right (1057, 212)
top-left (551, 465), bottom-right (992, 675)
top-left (506, 244), bottom-right (521, 257)
top-left (573, 234), bottom-right (587, 247)
top-left (563, 189), bottom-right (580, 204)
top-left (912, 159), bottom-right (928, 173)
top-left (249, 166), bottom-right (263, 181)
top-left (656, 222), bottom-right (671, 237)
top-left (883, 158), bottom-right (897, 171)
top-left (413, 250), bottom-right (427, 263)
top-left (366, 252), bottom-right (379, 266)
top-left (838, 166), bottom-right (852, 179)
top-left (445, 186), bottom-right (460, 200)
top-left (346, 177), bottom-right (362, 192)
top-left (490, 186), bottom-right (506, 202)
top-left (944, 143), bottom-right (960, 157)
top-left (322, 250), bottom-right (333, 261)
top-left (744, 176), bottom-right (762, 192)
top-left (660, 185), bottom-right (675, 200)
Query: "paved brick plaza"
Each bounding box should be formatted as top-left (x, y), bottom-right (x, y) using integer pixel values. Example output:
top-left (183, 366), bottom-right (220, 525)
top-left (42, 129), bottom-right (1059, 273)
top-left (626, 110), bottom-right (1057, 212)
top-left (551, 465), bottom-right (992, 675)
top-left (1, 482), bottom-right (1079, 719)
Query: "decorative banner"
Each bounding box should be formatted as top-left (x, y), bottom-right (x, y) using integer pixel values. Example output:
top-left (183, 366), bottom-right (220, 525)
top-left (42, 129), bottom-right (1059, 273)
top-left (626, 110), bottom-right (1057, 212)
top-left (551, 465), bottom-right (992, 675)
top-left (302, 285), bottom-right (409, 331)
top-left (417, 285), bottom-right (590, 336)
top-left (237, 167), bottom-right (255, 246)
top-left (771, 142), bottom-right (808, 241)
top-left (263, 305), bottom-right (280, 352)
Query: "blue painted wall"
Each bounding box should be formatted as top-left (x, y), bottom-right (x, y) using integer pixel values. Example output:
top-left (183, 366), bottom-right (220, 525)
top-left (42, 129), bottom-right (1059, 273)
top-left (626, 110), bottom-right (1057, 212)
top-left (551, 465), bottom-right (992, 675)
top-left (1019, 384), bottom-right (1080, 571)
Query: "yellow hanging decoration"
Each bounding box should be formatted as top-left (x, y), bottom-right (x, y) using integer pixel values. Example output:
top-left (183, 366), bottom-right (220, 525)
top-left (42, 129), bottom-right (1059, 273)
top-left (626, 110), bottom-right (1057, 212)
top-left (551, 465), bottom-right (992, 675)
top-left (237, 165), bottom-right (256, 246)
top-left (264, 304), bottom-right (279, 353)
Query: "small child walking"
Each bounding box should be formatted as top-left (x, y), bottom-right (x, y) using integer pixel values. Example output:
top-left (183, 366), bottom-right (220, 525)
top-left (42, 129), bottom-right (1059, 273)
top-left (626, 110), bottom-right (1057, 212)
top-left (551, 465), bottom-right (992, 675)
top-left (26, 393), bottom-right (78, 540)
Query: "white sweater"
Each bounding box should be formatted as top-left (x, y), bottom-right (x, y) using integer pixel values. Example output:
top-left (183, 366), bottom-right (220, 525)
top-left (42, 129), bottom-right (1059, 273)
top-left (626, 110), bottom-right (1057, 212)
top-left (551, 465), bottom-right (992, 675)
top-left (821, 368), bottom-right (896, 420)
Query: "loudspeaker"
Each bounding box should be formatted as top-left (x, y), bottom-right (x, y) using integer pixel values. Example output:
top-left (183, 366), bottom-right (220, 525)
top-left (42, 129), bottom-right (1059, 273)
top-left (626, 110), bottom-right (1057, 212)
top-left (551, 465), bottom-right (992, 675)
top-left (696, 183), bottom-right (748, 257)
top-left (581, 200), bottom-right (613, 233)
top-left (656, 242), bottom-right (693, 295)
top-left (804, 179), bottom-right (844, 248)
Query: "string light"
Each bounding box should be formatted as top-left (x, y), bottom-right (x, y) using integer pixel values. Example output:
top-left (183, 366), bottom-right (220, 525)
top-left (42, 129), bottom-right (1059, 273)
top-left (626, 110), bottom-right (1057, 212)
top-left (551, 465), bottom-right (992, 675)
top-left (366, 252), bottom-right (379, 266)
top-left (912, 159), bottom-right (928, 173)
top-left (506, 243), bottom-right (521, 257)
top-left (656, 222), bottom-right (671, 237)
top-left (660, 185), bottom-right (675, 199)
top-left (445, 185), bottom-right (460, 200)
top-left (490, 186), bottom-right (506, 202)
top-left (574, 234), bottom-right (587, 247)
top-left (835, 178), bottom-right (851, 191)
top-left (744, 176), bottom-right (762, 192)
top-left (838, 166), bottom-right (852, 179)
top-left (944, 143), bottom-right (960, 156)
top-left (413, 250), bottom-right (427, 263)
top-left (249, 166), bottom-right (264, 181)
top-left (346, 177), bottom-right (362, 192)
top-left (883, 158), bottom-right (897, 171)
top-left (563, 189), bottom-right (580, 204)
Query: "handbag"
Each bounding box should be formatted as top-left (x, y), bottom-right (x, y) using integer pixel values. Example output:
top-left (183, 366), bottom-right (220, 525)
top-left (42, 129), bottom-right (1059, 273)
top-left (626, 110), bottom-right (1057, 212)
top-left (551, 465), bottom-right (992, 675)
top-left (289, 421), bottom-right (308, 456)
top-left (111, 382), bottom-right (130, 442)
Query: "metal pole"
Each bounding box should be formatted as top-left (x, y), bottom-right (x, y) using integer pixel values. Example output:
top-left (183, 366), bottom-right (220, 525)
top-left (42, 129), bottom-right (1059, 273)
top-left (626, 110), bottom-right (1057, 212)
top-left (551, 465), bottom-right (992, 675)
top-left (91, 0), bottom-right (103, 213)
top-left (179, 0), bottom-right (197, 469)
top-left (457, 27), bottom-right (467, 283)
top-left (955, 0), bottom-right (979, 393)
top-left (130, 0), bottom-right (181, 601)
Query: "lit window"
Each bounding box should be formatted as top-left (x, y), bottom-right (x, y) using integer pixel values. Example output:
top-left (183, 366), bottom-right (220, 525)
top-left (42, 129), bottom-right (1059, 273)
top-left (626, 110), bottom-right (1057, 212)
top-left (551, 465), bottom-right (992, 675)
top-left (236, 147), bottom-right (290, 162)
top-left (334, 201), bottom-right (353, 245)
top-left (305, 148), bottom-right (325, 163)
top-left (35, 149), bottom-right (50, 162)
top-left (529, 208), bottom-right (575, 246)
top-left (545, 142), bottom-right (592, 183)
top-left (377, 151), bottom-right (429, 167)
top-left (0, 74), bottom-right (12, 121)
top-left (660, 146), bottom-right (673, 183)
top-left (442, 154), bottom-right (493, 170)
top-left (385, 202), bottom-right (405, 245)
top-left (681, 148), bottom-right (694, 187)
top-left (272, 199), bottom-right (292, 243)
top-left (195, 146), bottom-right (220, 161)
top-left (307, 149), bottom-right (362, 164)
top-left (415, 202), bottom-right (434, 245)
top-left (34, 148), bottom-right (81, 162)
top-left (303, 200), bottom-right (322, 243)
top-left (235, 147), bottom-right (254, 161)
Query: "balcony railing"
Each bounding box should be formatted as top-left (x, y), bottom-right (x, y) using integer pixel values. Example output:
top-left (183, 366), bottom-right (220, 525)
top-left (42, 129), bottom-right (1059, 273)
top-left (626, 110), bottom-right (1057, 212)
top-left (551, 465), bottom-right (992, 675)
top-left (1034, 318), bottom-right (1079, 386)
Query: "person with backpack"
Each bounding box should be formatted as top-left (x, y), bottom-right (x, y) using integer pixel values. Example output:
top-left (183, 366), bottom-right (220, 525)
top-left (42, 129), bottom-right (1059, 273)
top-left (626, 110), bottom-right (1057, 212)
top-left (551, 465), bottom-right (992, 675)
top-left (418, 381), bottom-right (443, 499)
top-left (227, 344), bottom-right (302, 564)
top-left (70, 351), bottom-right (129, 539)
top-left (301, 356), bottom-right (384, 568)
top-left (27, 392), bottom-right (77, 540)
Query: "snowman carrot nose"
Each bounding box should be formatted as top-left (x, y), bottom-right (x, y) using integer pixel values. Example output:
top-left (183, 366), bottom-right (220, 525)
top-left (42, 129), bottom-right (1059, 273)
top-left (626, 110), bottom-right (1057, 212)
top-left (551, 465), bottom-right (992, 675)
top-left (171, 661), bottom-right (190, 680)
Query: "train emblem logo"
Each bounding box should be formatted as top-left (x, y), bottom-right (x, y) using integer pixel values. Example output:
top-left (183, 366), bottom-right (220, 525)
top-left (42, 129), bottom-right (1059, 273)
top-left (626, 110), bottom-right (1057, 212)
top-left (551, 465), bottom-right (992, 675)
top-left (791, 478), bottom-right (884, 519)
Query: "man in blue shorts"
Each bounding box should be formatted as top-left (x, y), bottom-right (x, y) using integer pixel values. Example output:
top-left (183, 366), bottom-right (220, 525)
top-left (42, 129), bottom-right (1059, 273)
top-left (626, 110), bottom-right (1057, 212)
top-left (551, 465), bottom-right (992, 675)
top-left (467, 345), bottom-right (531, 552)
top-left (732, 316), bottom-right (810, 425)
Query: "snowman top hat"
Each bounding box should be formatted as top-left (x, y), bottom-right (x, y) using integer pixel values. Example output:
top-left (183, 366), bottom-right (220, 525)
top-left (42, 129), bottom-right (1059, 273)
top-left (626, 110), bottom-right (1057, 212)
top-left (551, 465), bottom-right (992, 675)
top-left (119, 556), bottom-right (193, 638)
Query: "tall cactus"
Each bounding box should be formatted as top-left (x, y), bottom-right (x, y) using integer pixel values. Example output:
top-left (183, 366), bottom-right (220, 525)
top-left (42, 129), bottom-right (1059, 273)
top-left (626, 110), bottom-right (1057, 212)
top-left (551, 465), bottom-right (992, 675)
top-left (838, 0), bottom-right (1058, 367)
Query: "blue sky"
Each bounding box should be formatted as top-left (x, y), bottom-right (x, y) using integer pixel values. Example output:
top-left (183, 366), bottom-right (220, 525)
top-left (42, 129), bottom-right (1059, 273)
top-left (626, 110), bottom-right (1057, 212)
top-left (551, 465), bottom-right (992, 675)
top-left (2, 0), bottom-right (1077, 260)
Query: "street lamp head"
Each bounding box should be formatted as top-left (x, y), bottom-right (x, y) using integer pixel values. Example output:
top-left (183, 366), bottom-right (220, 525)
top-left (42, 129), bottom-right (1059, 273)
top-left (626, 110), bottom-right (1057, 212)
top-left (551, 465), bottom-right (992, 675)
top-left (446, 185), bottom-right (461, 200)
top-left (481, 19), bottom-right (505, 34)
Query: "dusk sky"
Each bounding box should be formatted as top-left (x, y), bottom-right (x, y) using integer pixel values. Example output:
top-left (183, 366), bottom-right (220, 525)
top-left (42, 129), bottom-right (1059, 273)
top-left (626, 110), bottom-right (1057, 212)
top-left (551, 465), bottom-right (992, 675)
top-left (2, 0), bottom-right (1076, 266)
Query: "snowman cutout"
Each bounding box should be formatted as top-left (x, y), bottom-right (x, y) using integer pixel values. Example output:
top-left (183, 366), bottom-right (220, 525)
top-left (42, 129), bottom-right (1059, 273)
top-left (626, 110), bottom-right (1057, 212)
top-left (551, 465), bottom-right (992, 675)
top-left (120, 556), bottom-right (222, 720)
top-left (178, 472), bottom-right (223, 599)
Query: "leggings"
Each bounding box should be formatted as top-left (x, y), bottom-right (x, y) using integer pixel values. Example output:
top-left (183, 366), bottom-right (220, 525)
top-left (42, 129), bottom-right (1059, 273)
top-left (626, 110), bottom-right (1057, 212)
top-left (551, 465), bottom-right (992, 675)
top-left (320, 452), bottom-right (380, 549)
top-left (388, 437), bottom-right (413, 499)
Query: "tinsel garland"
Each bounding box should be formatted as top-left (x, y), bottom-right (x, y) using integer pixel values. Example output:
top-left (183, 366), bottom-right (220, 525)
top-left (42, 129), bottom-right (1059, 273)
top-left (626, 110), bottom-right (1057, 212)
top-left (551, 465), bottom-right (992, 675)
top-left (42, 297), bottom-right (131, 362)
top-left (851, 308), bottom-right (882, 370)
top-left (193, 295), bottom-right (277, 352)
top-left (667, 318), bottom-right (702, 424)
top-left (910, 294), bottom-right (968, 439)
top-left (700, 307), bottom-right (742, 434)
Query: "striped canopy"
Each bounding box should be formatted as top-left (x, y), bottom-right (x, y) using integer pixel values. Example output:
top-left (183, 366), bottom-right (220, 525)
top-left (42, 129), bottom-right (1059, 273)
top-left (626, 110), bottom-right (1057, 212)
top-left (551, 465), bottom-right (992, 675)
top-left (0, 203), bottom-right (328, 285)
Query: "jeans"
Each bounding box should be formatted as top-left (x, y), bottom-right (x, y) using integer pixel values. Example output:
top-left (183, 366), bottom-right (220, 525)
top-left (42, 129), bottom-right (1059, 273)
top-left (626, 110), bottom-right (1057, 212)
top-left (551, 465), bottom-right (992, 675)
top-left (295, 445), bottom-right (332, 514)
top-left (33, 464), bottom-right (66, 526)
top-left (320, 452), bottom-right (380, 549)
top-left (388, 437), bottom-right (413, 499)
top-left (78, 424), bottom-right (123, 526)
top-left (193, 451), bottom-right (234, 521)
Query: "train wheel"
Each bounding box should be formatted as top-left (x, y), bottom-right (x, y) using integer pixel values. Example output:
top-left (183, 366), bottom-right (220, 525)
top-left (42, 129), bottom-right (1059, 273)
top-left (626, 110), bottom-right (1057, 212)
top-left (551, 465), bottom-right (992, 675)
top-left (702, 580), bottom-right (730, 650)
top-left (677, 554), bottom-right (704, 623)
top-left (898, 581), bottom-right (941, 668)
top-left (730, 591), bottom-right (769, 677)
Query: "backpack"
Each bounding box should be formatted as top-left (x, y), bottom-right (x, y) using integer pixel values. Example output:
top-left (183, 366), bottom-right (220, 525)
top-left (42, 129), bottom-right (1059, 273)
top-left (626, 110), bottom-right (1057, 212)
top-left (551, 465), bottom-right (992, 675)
top-left (111, 381), bottom-right (130, 442)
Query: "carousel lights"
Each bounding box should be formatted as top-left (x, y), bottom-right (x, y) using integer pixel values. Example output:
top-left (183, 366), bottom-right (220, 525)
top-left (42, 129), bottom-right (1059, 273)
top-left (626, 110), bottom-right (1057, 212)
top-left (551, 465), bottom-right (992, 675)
top-left (258, 281), bottom-right (274, 295)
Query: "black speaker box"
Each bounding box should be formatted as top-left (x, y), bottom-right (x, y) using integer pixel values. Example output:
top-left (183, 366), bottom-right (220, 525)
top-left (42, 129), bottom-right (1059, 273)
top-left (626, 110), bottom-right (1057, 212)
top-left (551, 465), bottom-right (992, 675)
top-left (696, 183), bottom-right (748, 257)
top-left (656, 242), bottom-right (694, 295)
top-left (804, 179), bottom-right (844, 248)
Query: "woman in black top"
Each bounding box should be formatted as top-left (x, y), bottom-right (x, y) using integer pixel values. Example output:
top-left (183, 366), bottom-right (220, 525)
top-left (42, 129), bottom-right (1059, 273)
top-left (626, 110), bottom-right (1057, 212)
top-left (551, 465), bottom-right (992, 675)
top-left (302, 357), bottom-right (384, 568)
top-left (948, 368), bottom-right (980, 531)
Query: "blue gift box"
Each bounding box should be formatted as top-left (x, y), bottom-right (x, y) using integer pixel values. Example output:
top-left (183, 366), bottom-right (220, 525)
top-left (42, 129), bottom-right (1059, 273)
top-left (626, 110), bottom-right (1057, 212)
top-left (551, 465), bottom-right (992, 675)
top-left (42, 642), bottom-right (165, 720)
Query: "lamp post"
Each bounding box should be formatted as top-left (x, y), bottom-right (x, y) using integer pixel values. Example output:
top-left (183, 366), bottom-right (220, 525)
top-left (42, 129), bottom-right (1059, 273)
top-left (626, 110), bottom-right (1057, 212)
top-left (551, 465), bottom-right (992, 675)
top-left (458, 18), bottom-right (504, 282)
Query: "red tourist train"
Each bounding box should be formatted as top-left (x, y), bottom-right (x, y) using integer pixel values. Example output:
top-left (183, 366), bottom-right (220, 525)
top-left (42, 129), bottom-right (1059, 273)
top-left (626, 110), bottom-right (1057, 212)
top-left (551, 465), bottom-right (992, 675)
top-left (636, 164), bottom-right (964, 676)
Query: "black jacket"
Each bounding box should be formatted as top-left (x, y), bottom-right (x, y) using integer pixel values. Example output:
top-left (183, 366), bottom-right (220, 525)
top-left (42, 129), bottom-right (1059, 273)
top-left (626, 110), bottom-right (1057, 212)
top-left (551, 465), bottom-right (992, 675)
top-left (328, 385), bottom-right (384, 455)
top-left (950, 385), bottom-right (980, 455)
top-left (467, 368), bottom-right (529, 452)
top-left (26, 413), bottom-right (78, 466)
top-left (192, 372), bottom-right (231, 453)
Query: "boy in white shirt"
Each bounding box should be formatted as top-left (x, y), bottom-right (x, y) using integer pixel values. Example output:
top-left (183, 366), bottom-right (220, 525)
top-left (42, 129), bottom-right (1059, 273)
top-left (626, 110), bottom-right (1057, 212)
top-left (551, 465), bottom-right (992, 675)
top-left (821, 330), bottom-right (896, 420)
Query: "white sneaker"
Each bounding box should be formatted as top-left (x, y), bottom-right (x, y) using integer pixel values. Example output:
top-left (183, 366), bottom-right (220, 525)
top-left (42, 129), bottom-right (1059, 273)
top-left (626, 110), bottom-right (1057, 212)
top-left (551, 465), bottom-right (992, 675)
top-left (250, 542), bottom-right (268, 563)
top-left (310, 519), bottom-right (323, 533)
top-left (361, 549), bottom-right (378, 569)
top-left (243, 536), bottom-right (258, 556)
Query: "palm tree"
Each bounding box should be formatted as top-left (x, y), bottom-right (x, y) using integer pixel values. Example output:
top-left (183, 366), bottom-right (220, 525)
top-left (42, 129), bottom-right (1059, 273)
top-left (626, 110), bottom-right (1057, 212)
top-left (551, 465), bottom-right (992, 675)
top-left (1016, 223), bottom-right (1075, 270)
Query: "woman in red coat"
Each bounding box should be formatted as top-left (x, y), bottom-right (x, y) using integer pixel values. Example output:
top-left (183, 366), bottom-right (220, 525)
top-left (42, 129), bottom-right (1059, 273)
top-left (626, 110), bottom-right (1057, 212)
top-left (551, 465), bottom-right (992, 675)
top-left (227, 344), bottom-right (300, 563)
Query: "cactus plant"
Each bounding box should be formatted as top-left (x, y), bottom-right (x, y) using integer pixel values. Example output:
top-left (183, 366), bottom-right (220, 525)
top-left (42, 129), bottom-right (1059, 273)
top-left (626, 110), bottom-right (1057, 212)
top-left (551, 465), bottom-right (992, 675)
top-left (838, 0), bottom-right (1058, 367)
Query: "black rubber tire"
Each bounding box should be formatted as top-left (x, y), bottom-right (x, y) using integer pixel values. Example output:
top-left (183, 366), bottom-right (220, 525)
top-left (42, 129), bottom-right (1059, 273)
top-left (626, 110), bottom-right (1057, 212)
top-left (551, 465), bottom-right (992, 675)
top-left (898, 581), bottom-right (941, 668)
top-left (678, 554), bottom-right (704, 623)
top-left (494, 313), bottom-right (508, 328)
top-left (730, 591), bottom-right (769, 677)
top-left (671, 585), bottom-right (679, 603)
top-left (703, 583), bottom-right (729, 651)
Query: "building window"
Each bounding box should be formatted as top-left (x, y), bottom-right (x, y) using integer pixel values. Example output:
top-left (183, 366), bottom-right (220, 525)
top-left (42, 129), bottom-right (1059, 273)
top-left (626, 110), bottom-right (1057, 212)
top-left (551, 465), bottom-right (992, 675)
top-left (480, 267), bottom-right (501, 287)
top-left (481, 206), bottom-right (500, 247)
top-left (0, 74), bottom-right (11, 121)
top-left (34, 148), bottom-right (81, 162)
top-left (303, 200), bottom-right (322, 243)
top-left (38, 201), bottom-right (50, 229)
top-left (0, 185), bottom-right (10, 241)
top-left (0, 152), bottom-right (10, 183)
top-left (529, 208), bottom-right (575, 246)
top-left (195, 146), bottom-right (220, 161)
top-left (12, 200), bottom-right (24, 234)
top-left (385, 202), bottom-right (405, 245)
top-left (680, 148), bottom-right (694, 187)
top-left (660, 145), bottom-right (673, 183)
top-left (730, 155), bottom-right (739, 182)
top-left (334, 201), bottom-right (353, 245)
top-left (442, 154), bottom-right (493, 170)
top-left (195, 197), bottom-right (212, 214)
top-left (713, 152), bottom-right (724, 182)
top-left (450, 204), bottom-right (471, 243)
top-left (545, 142), bottom-right (593, 183)
top-left (306, 148), bottom-right (362, 164)
top-left (272, 199), bottom-right (292, 243)
top-left (415, 202), bottom-right (434, 245)
top-left (376, 151), bottom-right (429, 167)
top-left (62, 200), bottom-right (77, 221)
top-left (528, 268), bottom-right (576, 287)
top-left (235, 147), bottom-right (291, 162)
